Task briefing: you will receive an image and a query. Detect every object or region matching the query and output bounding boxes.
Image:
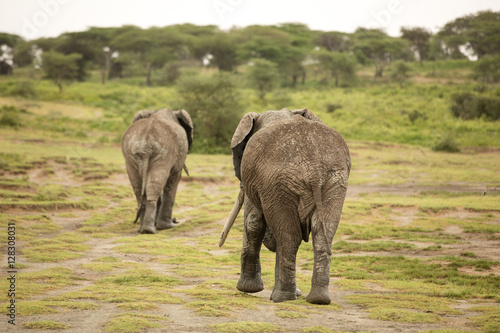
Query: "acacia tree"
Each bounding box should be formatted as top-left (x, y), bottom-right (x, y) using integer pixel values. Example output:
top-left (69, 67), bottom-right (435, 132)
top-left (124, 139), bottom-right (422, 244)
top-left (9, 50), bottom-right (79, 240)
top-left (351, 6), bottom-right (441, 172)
top-left (315, 31), bottom-right (352, 52)
top-left (401, 27), bottom-right (432, 66)
top-left (194, 32), bottom-right (238, 71)
top-left (42, 51), bottom-right (82, 93)
top-left (0, 33), bottom-right (23, 74)
top-left (246, 58), bottom-right (280, 101)
top-left (353, 28), bottom-right (411, 80)
top-left (112, 27), bottom-right (190, 86)
top-left (314, 50), bottom-right (356, 87)
top-left (439, 10), bottom-right (500, 59)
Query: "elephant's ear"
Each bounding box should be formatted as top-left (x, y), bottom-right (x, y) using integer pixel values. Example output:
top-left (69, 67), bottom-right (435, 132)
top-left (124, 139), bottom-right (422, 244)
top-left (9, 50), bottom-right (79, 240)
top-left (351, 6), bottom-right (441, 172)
top-left (231, 112), bottom-right (260, 181)
top-left (132, 110), bottom-right (155, 123)
top-left (292, 108), bottom-right (323, 123)
top-left (174, 109), bottom-right (194, 151)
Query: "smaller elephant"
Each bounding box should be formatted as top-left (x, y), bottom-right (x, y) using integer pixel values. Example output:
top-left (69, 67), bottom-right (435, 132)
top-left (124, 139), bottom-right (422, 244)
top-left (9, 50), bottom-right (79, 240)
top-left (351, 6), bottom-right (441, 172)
top-left (121, 108), bottom-right (193, 234)
top-left (219, 108), bottom-right (350, 304)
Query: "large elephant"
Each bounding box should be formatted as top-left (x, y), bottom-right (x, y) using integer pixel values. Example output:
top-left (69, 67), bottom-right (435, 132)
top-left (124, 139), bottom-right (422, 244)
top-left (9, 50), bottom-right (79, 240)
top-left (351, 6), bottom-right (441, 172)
top-left (219, 108), bottom-right (350, 304)
top-left (122, 108), bottom-right (193, 234)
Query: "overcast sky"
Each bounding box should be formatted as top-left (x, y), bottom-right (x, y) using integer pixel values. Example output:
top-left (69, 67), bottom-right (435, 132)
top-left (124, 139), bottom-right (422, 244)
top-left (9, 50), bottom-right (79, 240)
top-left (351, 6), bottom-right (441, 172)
top-left (1, 0), bottom-right (500, 40)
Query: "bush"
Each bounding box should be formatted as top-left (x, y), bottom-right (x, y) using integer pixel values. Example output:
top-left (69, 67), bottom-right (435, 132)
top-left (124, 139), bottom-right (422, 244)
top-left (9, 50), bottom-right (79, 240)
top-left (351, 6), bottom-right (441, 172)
top-left (405, 110), bottom-right (427, 123)
top-left (326, 103), bottom-right (342, 113)
top-left (473, 55), bottom-right (500, 84)
top-left (9, 80), bottom-right (38, 98)
top-left (451, 92), bottom-right (500, 120)
top-left (0, 105), bottom-right (26, 129)
top-left (432, 134), bottom-right (460, 153)
top-left (176, 72), bottom-right (245, 153)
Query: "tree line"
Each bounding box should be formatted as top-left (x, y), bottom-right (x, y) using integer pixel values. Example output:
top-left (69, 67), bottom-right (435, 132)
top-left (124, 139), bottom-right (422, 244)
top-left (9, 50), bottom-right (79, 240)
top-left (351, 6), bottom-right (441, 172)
top-left (0, 10), bottom-right (499, 91)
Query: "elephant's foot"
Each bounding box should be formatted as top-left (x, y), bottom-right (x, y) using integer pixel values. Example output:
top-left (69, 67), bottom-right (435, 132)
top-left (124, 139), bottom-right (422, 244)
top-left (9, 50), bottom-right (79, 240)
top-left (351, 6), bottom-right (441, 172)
top-left (237, 274), bottom-right (264, 293)
top-left (140, 224), bottom-right (156, 234)
top-left (156, 219), bottom-right (176, 230)
top-left (270, 288), bottom-right (297, 303)
top-left (306, 286), bottom-right (331, 305)
top-left (271, 282), bottom-right (301, 301)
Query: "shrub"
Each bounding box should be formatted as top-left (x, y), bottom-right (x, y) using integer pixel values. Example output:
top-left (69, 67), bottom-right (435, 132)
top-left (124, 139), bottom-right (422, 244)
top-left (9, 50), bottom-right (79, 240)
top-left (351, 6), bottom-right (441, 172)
top-left (451, 92), bottom-right (500, 120)
top-left (407, 110), bottom-right (427, 123)
top-left (176, 72), bottom-right (245, 153)
top-left (432, 134), bottom-right (460, 153)
top-left (326, 103), bottom-right (342, 113)
top-left (473, 55), bottom-right (500, 84)
top-left (9, 80), bottom-right (38, 98)
top-left (0, 105), bottom-right (26, 129)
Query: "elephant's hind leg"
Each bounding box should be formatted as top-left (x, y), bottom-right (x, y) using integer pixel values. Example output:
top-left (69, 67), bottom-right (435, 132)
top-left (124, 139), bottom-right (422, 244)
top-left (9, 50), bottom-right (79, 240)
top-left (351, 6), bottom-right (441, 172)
top-left (306, 180), bottom-right (346, 304)
top-left (237, 199), bottom-right (265, 293)
top-left (270, 235), bottom-right (301, 303)
top-left (156, 170), bottom-right (182, 230)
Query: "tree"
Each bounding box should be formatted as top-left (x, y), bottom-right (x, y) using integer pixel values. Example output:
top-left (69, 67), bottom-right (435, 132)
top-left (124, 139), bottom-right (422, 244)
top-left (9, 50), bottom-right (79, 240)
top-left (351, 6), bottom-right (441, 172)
top-left (0, 33), bottom-right (23, 74)
top-left (42, 51), bottom-right (82, 93)
top-left (315, 31), bottom-right (352, 52)
top-left (112, 26), bottom-right (192, 86)
top-left (176, 72), bottom-right (244, 152)
top-left (401, 27), bottom-right (432, 66)
top-left (234, 25), bottom-right (292, 64)
top-left (246, 58), bottom-right (280, 101)
top-left (194, 32), bottom-right (238, 71)
top-left (353, 28), bottom-right (411, 80)
top-left (439, 10), bottom-right (500, 59)
top-left (314, 50), bottom-right (356, 87)
top-left (279, 48), bottom-right (307, 87)
top-left (473, 55), bottom-right (500, 83)
top-left (390, 61), bottom-right (411, 88)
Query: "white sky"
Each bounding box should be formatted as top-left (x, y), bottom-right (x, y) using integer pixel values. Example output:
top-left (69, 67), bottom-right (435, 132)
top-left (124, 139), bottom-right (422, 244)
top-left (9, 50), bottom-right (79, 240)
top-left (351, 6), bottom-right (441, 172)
top-left (1, 0), bottom-right (500, 40)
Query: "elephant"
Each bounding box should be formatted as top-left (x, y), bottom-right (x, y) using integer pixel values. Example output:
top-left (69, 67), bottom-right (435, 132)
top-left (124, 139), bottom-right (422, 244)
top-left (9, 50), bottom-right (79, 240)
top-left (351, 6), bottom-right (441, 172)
top-left (121, 108), bottom-right (193, 234)
top-left (219, 108), bottom-right (350, 304)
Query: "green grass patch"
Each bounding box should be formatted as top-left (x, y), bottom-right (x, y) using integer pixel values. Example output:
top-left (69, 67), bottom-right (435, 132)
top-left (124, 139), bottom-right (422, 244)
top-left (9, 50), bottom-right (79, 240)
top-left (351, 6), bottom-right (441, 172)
top-left (211, 321), bottom-right (281, 333)
top-left (116, 302), bottom-right (159, 311)
top-left (305, 255), bottom-right (500, 299)
top-left (347, 294), bottom-right (462, 315)
top-left (2, 300), bottom-right (98, 316)
top-left (23, 232), bottom-right (90, 262)
top-left (96, 269), bottom-right (183, 288)
top-left (468, 305), bottom-right (500, 333)
top-left (105, 313), bottom-right (167, 333)
top-left (24, 320), bottom-right (71, 330)
top-left (332, 240), bottom-right (417, 252)
top-left (0, 267), bottom-right (78, 301)
top-left (368, 307), bottom-right (443, 323)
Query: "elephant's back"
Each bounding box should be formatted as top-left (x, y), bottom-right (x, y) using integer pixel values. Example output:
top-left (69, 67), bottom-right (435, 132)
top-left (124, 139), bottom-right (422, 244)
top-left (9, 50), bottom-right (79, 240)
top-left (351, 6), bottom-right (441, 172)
top-left (122, 114), bottom-right (188, 159)
top-left (241, 116), bottom-right (350, 223)
top-left (242, 116), bottom-right (349, 177)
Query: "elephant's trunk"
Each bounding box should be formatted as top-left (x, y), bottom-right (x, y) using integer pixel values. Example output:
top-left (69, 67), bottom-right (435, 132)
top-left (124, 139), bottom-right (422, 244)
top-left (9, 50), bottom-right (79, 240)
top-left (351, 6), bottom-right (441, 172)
top-left (219, 187), bottom-right (244, 247)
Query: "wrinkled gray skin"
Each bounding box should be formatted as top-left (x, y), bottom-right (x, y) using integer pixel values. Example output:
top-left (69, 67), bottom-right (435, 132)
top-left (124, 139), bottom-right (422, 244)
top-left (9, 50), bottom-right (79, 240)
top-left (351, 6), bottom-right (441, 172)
top-left (230, 108), bottom-right (350, 304)
top-left (121, 108), bottom-right (193, 234)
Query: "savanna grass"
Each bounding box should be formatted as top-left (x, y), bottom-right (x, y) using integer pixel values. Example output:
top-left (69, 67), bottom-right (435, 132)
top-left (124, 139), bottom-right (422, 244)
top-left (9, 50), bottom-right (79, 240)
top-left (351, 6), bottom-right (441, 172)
top-left (23, 320), bottom-right (71, 330)
top-left (211, 321), bottom-right (281, 333)
top-left (105, 313), bottom-right (167, 333)
top-left (23, 232), bottom-right (90, 262)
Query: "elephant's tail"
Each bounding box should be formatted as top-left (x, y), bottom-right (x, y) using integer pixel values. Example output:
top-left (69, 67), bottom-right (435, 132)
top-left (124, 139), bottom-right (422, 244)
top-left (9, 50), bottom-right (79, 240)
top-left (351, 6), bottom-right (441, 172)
top-left (312, 185), bottom-right (332, 256)
top-left (133, 158), bottom-right (149, 224)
